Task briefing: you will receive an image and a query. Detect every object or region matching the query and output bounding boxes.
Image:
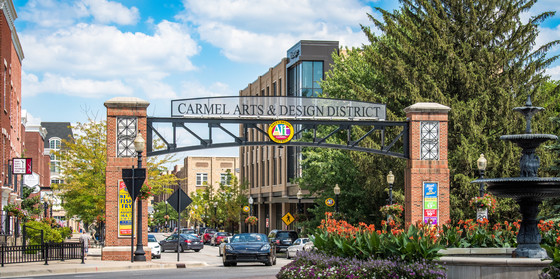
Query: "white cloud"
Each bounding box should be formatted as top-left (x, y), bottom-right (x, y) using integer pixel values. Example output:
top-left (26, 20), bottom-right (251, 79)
top-left (22, 21), bottom-right (199, 78)
top-left (180, 0), bottom-right (372, 64)
top-left (137, 79), bottom-right (177, 100)
top-left (19, 0), bottom-right (139, 28)
top-left (83, 0), bottom-right (139, 25)
top-left (22, 72), bottom-right (133, 98)
top-left (178, 81), bottom-right (232, 98)
top-left (547, 65), bottom-right (560, 81)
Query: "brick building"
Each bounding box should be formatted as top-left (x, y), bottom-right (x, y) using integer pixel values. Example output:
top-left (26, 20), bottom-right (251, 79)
top-left (239, 40), bottom-right (338, 233)
top-left (0, 0), bottom-right (24, 235)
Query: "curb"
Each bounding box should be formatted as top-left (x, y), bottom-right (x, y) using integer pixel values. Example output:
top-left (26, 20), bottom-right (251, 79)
top-left (0, 261), bottom-right (186, 278)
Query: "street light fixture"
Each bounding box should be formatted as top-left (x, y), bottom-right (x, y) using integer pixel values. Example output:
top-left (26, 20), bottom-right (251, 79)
top-left (333, 184), bottom-right (340, 213)
top-left (213, 201), bottom-right (218, 228)
top-left (297, 189), bottom-right (303, 214)
top-left (477, 154), bottom-right (487, 197)
top-left (43, 196), bottom-right (48, 218)
top-left (387, 171), bottom-right (395, 205)
top-left (133, 132), bottom-right (146, 262)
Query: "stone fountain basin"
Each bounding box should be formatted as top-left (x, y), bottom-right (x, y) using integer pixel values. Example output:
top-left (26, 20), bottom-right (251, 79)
top-left (475, 177), bottom-right (560, 199)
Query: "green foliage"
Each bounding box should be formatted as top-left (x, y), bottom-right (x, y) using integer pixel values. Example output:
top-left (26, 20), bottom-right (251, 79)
top-left (315, 0), bottom-right (560, 224)
top-left (215, 172), bottom-right (247, 232)
top-left (151, 201), bottom-right (178, 227)
top-left (54, 120), bottom-right (178, 225)
top-left (24, 220), bottom-right (63, 245)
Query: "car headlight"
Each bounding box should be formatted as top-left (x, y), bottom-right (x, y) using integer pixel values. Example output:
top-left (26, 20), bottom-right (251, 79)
top-left (155, 245), bottom-right (160, 249)
top-left (225, 244), bottom-right (233, 251)
top-left (260, 244), bottom-right (271, 251)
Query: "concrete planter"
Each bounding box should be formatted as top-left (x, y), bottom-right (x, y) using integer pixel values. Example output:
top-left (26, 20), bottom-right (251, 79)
top-left (438, 248), bottom-right (550, 279)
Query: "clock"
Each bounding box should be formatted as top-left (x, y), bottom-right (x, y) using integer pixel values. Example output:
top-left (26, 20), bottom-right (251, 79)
top-left (117, 117), bottom-right (137, 157)
top-left (420, 121), bottom-right (439, 160)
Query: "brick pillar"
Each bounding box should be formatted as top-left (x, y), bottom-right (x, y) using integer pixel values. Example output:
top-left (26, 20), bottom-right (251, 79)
top-left (102, 97), bottom-right (150, 261)
top-left (404, 103), bottom-right (450, 226)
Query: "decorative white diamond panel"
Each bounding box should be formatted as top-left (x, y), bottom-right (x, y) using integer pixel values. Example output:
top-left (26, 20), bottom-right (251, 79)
top-left (420, 121), bottom-right (439, 160)
top-left (117, 117), bottom-right (137, 157)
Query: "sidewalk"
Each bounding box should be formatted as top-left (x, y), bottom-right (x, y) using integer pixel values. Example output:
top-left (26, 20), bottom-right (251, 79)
top-left (0, 248), bottom-right (207, 278)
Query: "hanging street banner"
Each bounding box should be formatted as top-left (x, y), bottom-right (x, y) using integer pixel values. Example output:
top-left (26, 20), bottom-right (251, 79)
top-left (171, 96), bottom-right (386, 121)
top-left (13, 158), bottom-right (32, 174)
top-left (423, 182), bottom-right (439, 225)
top-left (118, 180), bottom-right (133, 237)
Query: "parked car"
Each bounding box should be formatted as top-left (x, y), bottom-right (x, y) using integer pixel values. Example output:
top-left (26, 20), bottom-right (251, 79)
top-left (222, 233), bottom-right (276, 266)
top-left (202, 228), bottom-right (217, 244)
top-left (218, 236), bottom-right (233, 256)
top-left (180, 228), bottom-right (196, 234)
top-left (159, 233), bottom-right (204, 253)
top-left (286, 238), bottom-right (310, 259)
top-left (211, 232), bottom-right (231, 246)
top-left (197, 227), bottom-right (210, 238)
top-left (268, 230), bottom-right (298, 253)
top-left (148, 234), bottom-right (161, 259)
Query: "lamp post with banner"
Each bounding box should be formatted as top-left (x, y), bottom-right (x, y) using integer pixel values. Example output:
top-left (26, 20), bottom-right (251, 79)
top-left (476, 154), bottom-right (488, 221)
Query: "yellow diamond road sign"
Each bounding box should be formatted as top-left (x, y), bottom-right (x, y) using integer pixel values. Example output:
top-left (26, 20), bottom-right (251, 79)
top-left (282, 212), bottom-right (295, 226)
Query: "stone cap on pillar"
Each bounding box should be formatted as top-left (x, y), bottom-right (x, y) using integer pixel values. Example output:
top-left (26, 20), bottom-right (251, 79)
top-left (404, 102), bottom-right (450, 114)
top-left (104, 97), bottom-right (150, 108)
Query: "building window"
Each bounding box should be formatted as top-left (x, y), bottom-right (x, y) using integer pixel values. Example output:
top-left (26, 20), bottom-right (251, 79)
top-left (287, 61), bottom-right (323, 97)
top-left (116, 117), bottom-right (137, 157)
top-left (196, 173), bottom-right (208, 186)
top-left (50, 161), bottom-right (60, 173)
top-left (220, 172), bottom-right (232, 185)
top-left (273, 82), bottom-right (277, 96)
top-left (420, 121), bottom-right (439, 160)
top-left (51, 179), bottom-right (63, 184)
top-left (49, 139), bottom-right (61, 150)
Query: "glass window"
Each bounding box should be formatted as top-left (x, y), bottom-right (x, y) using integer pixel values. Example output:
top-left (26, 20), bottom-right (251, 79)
top-left (220, 173), bottom-right (232, 185)
top-left (49, 139), bottom-right (61, 150)
top-left (196, 173), bottom-right (208, 186)
top-left (302, 62), bottom-right (313, 88)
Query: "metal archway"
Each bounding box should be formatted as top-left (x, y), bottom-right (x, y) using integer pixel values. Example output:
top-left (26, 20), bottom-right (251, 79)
top-left (146, 117), bottom-right (409, 159)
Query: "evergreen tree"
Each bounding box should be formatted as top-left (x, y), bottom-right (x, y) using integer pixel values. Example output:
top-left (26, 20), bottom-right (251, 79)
top-left (317, 0), bottom-right (560, 223)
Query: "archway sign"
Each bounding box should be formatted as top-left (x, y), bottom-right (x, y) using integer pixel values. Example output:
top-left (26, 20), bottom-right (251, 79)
top-left (103, 96), bottom-right (450, 261)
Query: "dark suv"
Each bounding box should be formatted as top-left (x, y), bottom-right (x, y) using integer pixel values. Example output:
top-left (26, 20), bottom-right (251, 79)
top-left (268, 230), bottom-right (298, 253)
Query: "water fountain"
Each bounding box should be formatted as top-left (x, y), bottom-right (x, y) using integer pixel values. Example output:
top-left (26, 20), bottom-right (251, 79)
top-left (475, 96), bottom-right (560, 258)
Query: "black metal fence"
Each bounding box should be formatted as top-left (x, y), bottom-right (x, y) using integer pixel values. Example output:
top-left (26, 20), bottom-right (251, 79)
top-left (0, 242), bottom-right (84, 266)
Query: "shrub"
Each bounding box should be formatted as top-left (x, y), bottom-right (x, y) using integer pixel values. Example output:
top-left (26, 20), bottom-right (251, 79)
top-left (276, 250), bottom-right (446, 279)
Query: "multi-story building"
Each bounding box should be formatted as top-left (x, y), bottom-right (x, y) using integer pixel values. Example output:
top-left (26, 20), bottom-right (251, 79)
top-left (155, 156), bottom-right (239, 228)
top-left (41, 122), bottom-right (75, 229)
top-left (0, 0), bottom-right (24, 236)
top-left (239, 40), bottom-right (339, 233)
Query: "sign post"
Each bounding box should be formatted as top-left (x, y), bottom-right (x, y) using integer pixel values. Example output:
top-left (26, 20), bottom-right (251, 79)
top-left (167, 188), bottom-right (192, 262)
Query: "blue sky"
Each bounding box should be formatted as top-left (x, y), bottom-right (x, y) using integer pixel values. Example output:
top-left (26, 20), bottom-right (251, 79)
top-left (13, 0), bottom-right (560, 159)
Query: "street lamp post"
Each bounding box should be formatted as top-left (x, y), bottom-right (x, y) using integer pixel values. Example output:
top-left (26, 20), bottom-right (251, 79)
top-left (213, 201), bottom-right (218, 228)
top-left (133, 132), bottom-right (146, 262)
top-left (333, 184), bottom-right (340, 213)
top-left (43, 198), bottom-right (48, 219)
top-left (387, 171), bottom-right (395, 205)
top-left (297, 189), bottom-right (303, 214)
top-left (477, 154), bottom-right (487, 197)
top-left (476, 153), bottom-right (488, 221)
top-left (49, 197), bottom-right (53, 218)
top-left (248, 196), bottom-right (254, 233)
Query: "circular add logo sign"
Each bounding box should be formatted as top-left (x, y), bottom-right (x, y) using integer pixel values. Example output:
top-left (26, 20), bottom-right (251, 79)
top-left (268, 120), bottom-right (294, 143)
top-left (325, 198), bottom-right (335, 207)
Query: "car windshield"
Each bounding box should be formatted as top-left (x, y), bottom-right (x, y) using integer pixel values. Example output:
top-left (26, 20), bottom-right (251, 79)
top-left (231, 233), bottom-right (267, 243)
top-left (148, 235), bottom-right (157, 242)
top-left (277, 232), bottom-right (297, 239)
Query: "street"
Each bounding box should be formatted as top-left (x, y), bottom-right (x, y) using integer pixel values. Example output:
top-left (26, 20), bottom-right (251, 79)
top-left (2, 233), bottom-right (292, 279)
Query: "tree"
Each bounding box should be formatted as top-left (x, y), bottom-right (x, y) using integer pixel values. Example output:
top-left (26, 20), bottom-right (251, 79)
top-left (215, 171), bottom-right (247, 233)
top-left (315, 0), bottom-right (560, 224)
top-left (54, 120), bottom-right (179, 226)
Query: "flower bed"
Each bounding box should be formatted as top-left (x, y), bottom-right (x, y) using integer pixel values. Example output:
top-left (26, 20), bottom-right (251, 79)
top-left (277, 250), bottom-right (447, 279)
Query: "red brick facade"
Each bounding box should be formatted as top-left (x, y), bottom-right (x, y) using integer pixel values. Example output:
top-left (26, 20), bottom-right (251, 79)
top-left (404, 103), bottom-right (450, 226)
top-left (24, 128), bottom-right (50, 188)
top-left (103, 97), bottom-right (150, 261)
top-left (0, 0), bottom-right (25, 212)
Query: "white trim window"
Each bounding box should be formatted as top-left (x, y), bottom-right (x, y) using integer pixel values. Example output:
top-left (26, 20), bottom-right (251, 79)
top-left (196, 173), bottom-right (208, 186)
top-left (220, 172), bottom-right (232, 185)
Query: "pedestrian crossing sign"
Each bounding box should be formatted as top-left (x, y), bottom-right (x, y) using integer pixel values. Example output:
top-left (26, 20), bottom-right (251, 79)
top-left (282, 212), bottom-right (295, 226)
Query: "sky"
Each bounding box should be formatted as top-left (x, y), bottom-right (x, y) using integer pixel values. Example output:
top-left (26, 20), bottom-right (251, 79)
top-left (13, 0), bottom-right (560, 159)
